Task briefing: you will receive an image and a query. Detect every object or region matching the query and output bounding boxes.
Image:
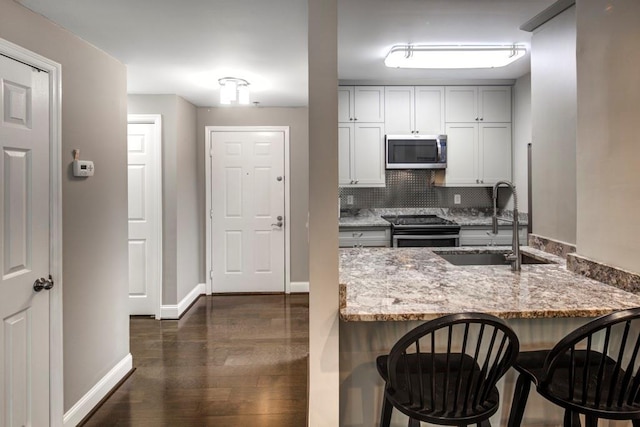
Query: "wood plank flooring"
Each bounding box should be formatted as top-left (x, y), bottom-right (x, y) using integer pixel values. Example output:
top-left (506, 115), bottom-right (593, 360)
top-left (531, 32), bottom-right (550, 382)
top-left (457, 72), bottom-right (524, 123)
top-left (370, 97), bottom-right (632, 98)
top-left (82, 294), bottom-right (309, 426)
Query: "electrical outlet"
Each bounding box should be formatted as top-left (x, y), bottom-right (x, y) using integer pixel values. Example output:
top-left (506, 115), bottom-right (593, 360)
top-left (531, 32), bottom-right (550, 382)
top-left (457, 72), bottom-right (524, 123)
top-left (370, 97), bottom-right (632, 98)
top-left (454, 194), bottom-right (461, 205)
top-left (347, 195), bottom-right (354, 205)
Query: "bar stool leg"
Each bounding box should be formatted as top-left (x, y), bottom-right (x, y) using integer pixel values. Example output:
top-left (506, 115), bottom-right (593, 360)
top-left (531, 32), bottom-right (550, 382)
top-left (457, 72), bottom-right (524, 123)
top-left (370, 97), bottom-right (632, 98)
top-left (563, 410), bottom-right (581, 427)
top-left (379, 393), bottom-right (393, 427)
top-left (507, 374), bottom-right (531, 427)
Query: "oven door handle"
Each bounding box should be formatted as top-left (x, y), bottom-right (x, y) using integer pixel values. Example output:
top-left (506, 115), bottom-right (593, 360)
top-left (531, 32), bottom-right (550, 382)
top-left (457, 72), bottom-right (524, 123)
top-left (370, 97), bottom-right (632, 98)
top-left (392, 234), bottom-right (460, 248)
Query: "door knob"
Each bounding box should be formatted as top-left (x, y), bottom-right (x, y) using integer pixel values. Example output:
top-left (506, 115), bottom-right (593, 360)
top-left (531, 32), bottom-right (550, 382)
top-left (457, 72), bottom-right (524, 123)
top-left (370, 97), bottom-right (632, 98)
top-left (33, 275), bottom-right (54, 292)
top-left (271, 221), bottom-right (283, 228)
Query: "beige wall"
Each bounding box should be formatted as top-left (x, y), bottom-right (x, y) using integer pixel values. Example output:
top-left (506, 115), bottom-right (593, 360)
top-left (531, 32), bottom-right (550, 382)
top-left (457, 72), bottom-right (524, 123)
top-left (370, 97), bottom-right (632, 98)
top-left (196, 107), bottom-right (310, 283)
top-left (575, 1), bottom-right (640, 273)
top-left (128, 94), bottom-right (200, 305)
top-left (176, 97), bottom-right (200, 301)
top-left (530, 6), bottom-right (577, 244)
top-left (512, 73), bottom-right (532, 215)
top-left (0, 0), bottom-right (129, 411)
top-left (308, 0), bottom-right (340, 424)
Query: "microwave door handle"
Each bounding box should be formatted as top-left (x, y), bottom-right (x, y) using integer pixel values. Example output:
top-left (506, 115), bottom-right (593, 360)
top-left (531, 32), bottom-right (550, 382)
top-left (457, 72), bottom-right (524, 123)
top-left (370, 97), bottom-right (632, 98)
top-left (436, 140), bottom-right (442, 161)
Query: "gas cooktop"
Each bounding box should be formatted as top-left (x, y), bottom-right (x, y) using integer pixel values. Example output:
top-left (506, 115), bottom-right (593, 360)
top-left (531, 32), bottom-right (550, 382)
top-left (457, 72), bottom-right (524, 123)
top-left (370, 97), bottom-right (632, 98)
top-left (381, 214), bottom-right (459, 228)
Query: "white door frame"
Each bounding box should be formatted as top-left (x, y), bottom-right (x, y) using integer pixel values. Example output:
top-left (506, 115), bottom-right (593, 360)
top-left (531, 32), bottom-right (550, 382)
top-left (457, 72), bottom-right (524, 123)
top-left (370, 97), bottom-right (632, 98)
top-left (127, 114), bottom-right (163, 319)
top-left (0, 38), bottom-right (63, 426)
top-left (205, 126), bottom-right (291, 294)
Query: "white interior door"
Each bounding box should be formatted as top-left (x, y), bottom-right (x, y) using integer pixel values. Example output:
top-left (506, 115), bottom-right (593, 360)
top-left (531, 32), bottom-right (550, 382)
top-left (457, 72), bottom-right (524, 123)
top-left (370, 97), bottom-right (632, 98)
top-left (210, 130), bottom-right (285, 293)
top-left (127, 118), bottom-right (161, 316)
top-left (0, 54), bottom-right (51, 427)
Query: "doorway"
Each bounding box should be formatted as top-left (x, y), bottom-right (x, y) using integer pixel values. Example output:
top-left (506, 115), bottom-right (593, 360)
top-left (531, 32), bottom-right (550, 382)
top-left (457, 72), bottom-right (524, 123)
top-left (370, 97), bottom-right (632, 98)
top-left (127, 115), bottom-right (162, 317)
top-left (0, 39), bottom-right (63, 425)
top-left (205, 126), bottom-right (291, 293)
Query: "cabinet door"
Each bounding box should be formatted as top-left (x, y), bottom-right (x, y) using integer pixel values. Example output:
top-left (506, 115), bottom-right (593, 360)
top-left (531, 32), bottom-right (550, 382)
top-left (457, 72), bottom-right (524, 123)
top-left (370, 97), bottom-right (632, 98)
top-left (479, 86), bottom-right (511, 122)
top-left (338, 124), bottom-right (354, 185)
top-left (354, 86), bottom-right (385, 122)
top-left (338, 86), bottom-right (354, 122)
top-left (444, 123), bottom-right (479, 185)
top-left (445, 86), bottom-right (478, 122)
top-left (415, 86), bottom-right (445, 134)
top-left (479, 123), bottom-right (512, 185)
top-left (353, 123), bottom-right (385, 186)
top-left (384, 86), bottom-right (414, 134)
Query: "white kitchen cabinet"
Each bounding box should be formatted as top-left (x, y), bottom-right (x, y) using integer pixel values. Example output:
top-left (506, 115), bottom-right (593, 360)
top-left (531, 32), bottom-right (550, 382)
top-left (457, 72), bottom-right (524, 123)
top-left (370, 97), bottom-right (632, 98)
top-left (338, 122), bottom-right (385, 187)
top-left (339, 227), bottom-right (391, 248)
top-left (384, 86), bottom-right (444, 134)
top-left (444, 123), bottom-right (512, 186)
top-left (338, 86), bottom-right (385, 123)
top-left (445, 86), bottom-right (511, 123)
top-left (459, 225), bottom-right (528, 247)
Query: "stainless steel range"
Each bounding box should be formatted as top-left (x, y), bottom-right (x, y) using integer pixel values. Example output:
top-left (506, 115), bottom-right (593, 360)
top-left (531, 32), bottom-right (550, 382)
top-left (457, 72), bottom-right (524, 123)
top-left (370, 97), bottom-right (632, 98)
top-left (381, 215), bottom-right (461, 247)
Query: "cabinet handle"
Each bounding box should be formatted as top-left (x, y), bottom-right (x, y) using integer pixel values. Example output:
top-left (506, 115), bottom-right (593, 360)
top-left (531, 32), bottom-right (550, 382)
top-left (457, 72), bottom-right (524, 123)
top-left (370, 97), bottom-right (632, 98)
top-left (349, 117), bottom-right (353, 121)
top-left (355, 180), bottom-right (359, 184)
top-left (416, 130), bottom-right (419, 133)
top-left (480, 117), bottom-right (484, 121)
top-left (354, 117), bottom-right (358, 121)
top-left (476, 179), bottom-right (479, 184)
top-left (475, 117), bottom-right (479, 121)
top-left (411, 130), bottom-right (414, 134)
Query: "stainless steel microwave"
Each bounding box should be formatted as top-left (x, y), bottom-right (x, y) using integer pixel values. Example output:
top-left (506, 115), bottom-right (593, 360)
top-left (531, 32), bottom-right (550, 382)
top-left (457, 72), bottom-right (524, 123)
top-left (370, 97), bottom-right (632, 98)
top-left (385, 134), bottom-right (447, 169)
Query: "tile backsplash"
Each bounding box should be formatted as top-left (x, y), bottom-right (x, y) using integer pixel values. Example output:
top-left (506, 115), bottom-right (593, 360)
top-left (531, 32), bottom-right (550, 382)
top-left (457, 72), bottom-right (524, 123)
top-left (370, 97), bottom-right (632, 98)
top-left (339, 170), bottom-right (502, 209)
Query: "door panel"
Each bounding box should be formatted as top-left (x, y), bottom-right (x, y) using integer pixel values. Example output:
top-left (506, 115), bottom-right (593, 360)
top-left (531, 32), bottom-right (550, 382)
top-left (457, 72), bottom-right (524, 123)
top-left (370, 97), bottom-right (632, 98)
top-left (127, 121), bottom-right (160, 315)
top-left (444, 123), bottom-right (478, 185)
top-left (211, 131), bottom-right (285, 293)
top-left (0, 54), bottom-right (50, 427)
top-left (338, 124), bottom-right (353, 185)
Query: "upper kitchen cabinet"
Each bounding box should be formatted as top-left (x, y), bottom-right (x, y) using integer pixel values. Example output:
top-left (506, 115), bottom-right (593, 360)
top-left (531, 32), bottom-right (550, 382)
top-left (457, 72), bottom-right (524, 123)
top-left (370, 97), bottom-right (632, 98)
top-left (445, 86), bottom-right (511, 123)
top-left (339, 122), bottom-right (385, 187)
top-left (338, 86), bottom-right (385, 123)
top-left (384, 86), bottom-right (445, 135)
top-left (443, 122), bottom-right (512, 186)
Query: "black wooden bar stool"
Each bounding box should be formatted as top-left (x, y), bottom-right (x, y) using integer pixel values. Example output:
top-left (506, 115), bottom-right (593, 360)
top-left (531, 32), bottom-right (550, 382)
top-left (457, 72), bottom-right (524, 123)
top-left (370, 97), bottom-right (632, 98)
top-left (376, 313), bottom-right (520, 427)
top-left (508, 307), bottom-right (640, 427)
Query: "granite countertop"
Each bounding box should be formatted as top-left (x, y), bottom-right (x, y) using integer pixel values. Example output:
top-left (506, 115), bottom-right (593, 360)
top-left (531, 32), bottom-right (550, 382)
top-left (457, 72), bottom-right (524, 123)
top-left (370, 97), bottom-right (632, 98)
top-left (339, 209), bottom-right (390, 227)
top-left (338, 208), bottom-right (528, 228)
top-left (339, 246), bottom-right (640, 321)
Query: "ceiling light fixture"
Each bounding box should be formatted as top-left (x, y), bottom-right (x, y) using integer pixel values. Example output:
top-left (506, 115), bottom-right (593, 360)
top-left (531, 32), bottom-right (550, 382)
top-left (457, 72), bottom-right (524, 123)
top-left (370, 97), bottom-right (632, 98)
top-left (218, 77), bottom-right (250, 105)
top-left (384, 44), bottom-right (527, 69)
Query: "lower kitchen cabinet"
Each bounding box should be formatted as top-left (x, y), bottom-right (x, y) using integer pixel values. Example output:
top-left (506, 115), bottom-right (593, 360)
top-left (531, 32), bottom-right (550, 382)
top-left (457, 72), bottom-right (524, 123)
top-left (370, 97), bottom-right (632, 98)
top-left (459, 225), bottom-right (528, 247)
top-left (339, 227), bottom-right (390, 248)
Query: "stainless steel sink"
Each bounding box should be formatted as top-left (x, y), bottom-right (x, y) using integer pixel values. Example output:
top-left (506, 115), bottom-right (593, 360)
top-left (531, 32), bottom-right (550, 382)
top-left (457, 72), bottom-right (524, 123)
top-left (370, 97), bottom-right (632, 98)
top-left (435, 252), bottom-right (552, 266)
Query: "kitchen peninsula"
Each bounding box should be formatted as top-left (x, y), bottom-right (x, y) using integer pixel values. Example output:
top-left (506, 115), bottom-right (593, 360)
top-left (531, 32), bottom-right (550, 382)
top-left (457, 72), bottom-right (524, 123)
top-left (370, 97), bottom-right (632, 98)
top-left (339, 246), bottom-right (640, 426)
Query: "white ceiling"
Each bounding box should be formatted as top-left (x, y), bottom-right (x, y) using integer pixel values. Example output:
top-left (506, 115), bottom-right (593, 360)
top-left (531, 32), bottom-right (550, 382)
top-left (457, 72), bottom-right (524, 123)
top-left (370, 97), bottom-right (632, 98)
top-left (18, 0), bottom-right (555, 107)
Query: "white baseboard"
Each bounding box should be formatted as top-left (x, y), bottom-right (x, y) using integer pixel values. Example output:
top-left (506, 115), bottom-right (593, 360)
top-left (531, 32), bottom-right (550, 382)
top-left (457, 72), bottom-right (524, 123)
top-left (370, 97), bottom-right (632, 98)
top-left (160, 283), bottom-right (205, 319)
top-left (290, 281), bottom-right (309, 293)
top-left (63, 353), bottom-right (132, 427)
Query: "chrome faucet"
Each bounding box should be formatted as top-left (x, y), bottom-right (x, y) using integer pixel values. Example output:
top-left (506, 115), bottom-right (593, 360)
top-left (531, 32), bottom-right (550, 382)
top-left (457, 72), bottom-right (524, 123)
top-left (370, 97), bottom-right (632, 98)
top-left (492, 181), bottom-right (521, 271)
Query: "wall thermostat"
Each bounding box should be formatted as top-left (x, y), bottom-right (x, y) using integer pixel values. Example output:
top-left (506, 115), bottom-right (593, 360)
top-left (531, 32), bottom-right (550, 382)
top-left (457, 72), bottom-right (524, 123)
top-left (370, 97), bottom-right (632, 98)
top-left (73, 159), bottom-right (94, 177)
top-left (72, 149), bottom-right (94, 177)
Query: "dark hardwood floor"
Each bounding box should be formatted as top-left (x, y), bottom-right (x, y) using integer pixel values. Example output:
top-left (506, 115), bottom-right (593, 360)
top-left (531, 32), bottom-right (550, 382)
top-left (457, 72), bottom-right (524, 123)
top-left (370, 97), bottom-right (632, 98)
top-left (82, 294), bottom-right (309, 426)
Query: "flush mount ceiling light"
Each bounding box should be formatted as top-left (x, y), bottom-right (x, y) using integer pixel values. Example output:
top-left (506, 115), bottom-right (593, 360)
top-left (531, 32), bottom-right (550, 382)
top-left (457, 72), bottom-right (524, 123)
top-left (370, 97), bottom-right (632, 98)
top-left (218, 77), bottom-right (250, 105)
top-left (384, 44), bottom-right (527, 69)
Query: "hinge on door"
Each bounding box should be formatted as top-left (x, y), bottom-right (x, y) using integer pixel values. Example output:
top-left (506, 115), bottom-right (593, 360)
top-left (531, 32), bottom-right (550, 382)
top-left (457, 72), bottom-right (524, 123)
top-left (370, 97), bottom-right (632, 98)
top-left (209, 270), bottom-right (214, 279)
top-left (210, 209), bottom-right (213, 219)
